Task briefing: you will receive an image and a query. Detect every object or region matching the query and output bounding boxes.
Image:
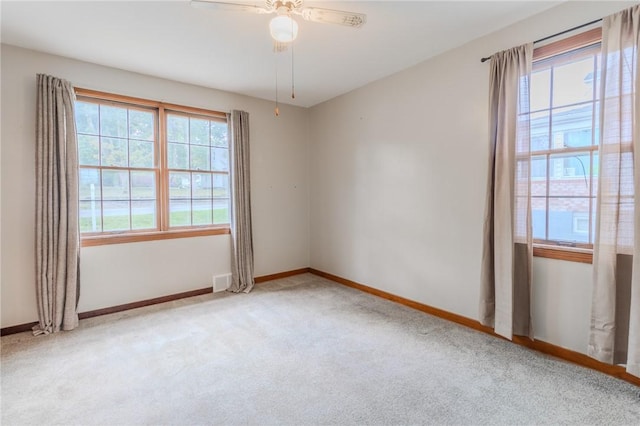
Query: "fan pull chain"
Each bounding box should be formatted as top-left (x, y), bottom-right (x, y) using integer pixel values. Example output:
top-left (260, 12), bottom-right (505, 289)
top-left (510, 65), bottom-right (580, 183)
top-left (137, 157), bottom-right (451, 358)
top-left (274, 45), bottom-right (280, 117)
top-left (291, 17), bottom-right (295, 100)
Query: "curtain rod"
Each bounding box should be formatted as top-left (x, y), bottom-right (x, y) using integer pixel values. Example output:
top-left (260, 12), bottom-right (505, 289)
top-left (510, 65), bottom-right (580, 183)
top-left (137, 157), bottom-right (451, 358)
top-left (480, 18), bottom-right (603, 63)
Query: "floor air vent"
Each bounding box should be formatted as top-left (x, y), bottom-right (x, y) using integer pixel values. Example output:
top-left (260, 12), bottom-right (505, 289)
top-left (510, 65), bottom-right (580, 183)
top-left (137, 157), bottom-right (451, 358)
top-left (213, 274), bottom-right (231, 293)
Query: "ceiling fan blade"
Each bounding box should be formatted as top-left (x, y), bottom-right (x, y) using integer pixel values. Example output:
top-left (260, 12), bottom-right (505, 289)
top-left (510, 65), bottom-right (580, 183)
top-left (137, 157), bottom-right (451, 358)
top-left (190, 1), bottom-right (272, 14)
top-left (297, 7), bottom-right (366, 28)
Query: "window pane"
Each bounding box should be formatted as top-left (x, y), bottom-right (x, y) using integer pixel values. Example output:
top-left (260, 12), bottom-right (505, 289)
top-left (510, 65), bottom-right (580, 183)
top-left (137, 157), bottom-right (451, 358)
top-left (213, 174), bottom-right (230, 198)
top-left (102, 170), bottom-right (130, 201)
top-left (80, 200), bottom-right (102, 233)
top-left (211, 147), bottom-right (229, 171)
top-left (167, 115), bottom-right (188, 143)
top-left (193, 199), bottom-right (213, 226)
top-left (78, 134), bottom-right (100, 166)
top-left (564, 128), bottom-right (593, 148)
top-left (532, 197), bottom-right (547, 240)
top-left (531, 156), bottom-right (547, 196)
top-left (213, 199), bottom-right (230, 224)
top-left (594, 101), bottom-right (600, 145)
top-left (530, 111), bottom-right (550, 151)
top-left (131, 171), bottom-right (156, 200)
top-left (211, 121), bottom-right (228, 147)
top-left (573, 213), bottom-right (590, 236)
top-left (169, 172), bottom-right (190, 198)
top-left (129, 140), bottom-right (154, 168)
top-left (193, 173), bottom-right (212, 199)
top-left (549, 153), bottom-right (591, 197)
top-left (594, 55), bottom-right (602, 101)
top-left (620, 151), bottom-right (634, 197)
top-left (592, 152), bottom-right (599, 195)
top-left (531, 68), bottom-right (550, 112)
top-left (552, 56), bottom-right (596, 107)
top-left (190, 118), bottom-right (209, 145)
top-left (79, 168), bottom-right (101, 201)
top-left (103, 200), bottom-right (130, 231)
top-left (128, 109), bottom-right (154, 141)
top-left (101, 137), bottom-right (128, 167)
top-left (169, 199), bottom-right (191, 227)
top-left (190, 145), bottom-right (210, 170)
top-left (548, 197), bottom-right (590, 243)
top-left (551, 104), bottom-right (593, 149)
top-left (132, 200), bottom-right (156, 230)
top-left (76, 102), bottom-right (99, 135)
top-left (168, 143), bottom-right (189, 169)
top-left (100, 105), bottom-right (128, 138)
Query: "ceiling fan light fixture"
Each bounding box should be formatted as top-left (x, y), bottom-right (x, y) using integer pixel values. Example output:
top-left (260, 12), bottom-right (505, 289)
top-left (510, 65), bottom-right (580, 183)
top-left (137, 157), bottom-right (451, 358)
top-left (269, 15), bottom-right (298, 42)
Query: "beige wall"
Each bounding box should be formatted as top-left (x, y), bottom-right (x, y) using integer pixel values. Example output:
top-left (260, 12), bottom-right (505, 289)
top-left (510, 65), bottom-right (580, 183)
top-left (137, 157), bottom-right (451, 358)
top-left (0, 44), bottom-right (310, 327)
top-left (308, 1), bottom-right (637, 354)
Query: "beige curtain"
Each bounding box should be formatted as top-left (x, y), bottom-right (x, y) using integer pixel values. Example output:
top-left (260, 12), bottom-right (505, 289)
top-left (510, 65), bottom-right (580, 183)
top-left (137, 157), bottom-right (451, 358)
top-left (480, 44), bottom-right (534, 340)
top-left (589, 5), bottom-right (639, 378)
top-left (228, 110), bottom-right (255, 293)
top-left (34, 74), bottom-right (80, 335)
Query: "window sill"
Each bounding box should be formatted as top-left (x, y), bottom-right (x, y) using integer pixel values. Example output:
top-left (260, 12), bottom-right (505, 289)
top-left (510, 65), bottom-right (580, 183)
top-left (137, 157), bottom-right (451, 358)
top-left (81, 227), bottom-right (230, 247)
top-left (533, 245), bottom-right (593, 264)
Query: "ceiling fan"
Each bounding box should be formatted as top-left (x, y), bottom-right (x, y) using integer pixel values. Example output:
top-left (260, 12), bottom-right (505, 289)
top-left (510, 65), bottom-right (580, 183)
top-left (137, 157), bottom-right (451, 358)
top-left (191, 1), bottom-right (366, 116)
top-left (191, 0), bottom-right (367, 42)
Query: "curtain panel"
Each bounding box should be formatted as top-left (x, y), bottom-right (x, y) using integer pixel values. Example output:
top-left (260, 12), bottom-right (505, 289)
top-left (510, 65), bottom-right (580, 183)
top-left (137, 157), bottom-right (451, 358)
top-left (34, 74), bottom-right (80, 335)
top-left (589, 5), bottom-right (640, 378)
top-left (228, 110), bottom-right (255, 293)
top-left (480, 44), bottom-right (534, 340)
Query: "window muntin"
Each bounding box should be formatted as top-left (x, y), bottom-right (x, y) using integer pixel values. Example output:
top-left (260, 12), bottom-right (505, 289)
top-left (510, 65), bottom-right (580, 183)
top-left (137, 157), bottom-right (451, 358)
top-left (531, 42), bottom-right (600, 248)
top-left (75, 91), bottom-right (229, 241)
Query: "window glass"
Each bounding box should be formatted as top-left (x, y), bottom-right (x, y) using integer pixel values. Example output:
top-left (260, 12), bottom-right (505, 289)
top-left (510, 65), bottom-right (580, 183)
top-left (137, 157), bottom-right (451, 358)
top-left (76, 100), bottom-right (158, 234)
top-left (76, 96), bottom-right (229, 238)
top-left (531, 42), bottom-right (600, 247)
top-left (166, 113), bottom-right (229, 229)
top-left (76, 96), bottom-right (230, 238)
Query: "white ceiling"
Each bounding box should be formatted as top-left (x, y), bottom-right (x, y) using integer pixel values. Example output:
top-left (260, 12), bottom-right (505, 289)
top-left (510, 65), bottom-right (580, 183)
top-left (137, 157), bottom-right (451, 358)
top-left (1, 1), bottom-right (561, 107)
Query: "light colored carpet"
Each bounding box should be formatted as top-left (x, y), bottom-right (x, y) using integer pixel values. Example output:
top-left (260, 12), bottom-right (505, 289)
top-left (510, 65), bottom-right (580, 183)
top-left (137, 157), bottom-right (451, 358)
top-left (2, 273), bottom-right (639, 425)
